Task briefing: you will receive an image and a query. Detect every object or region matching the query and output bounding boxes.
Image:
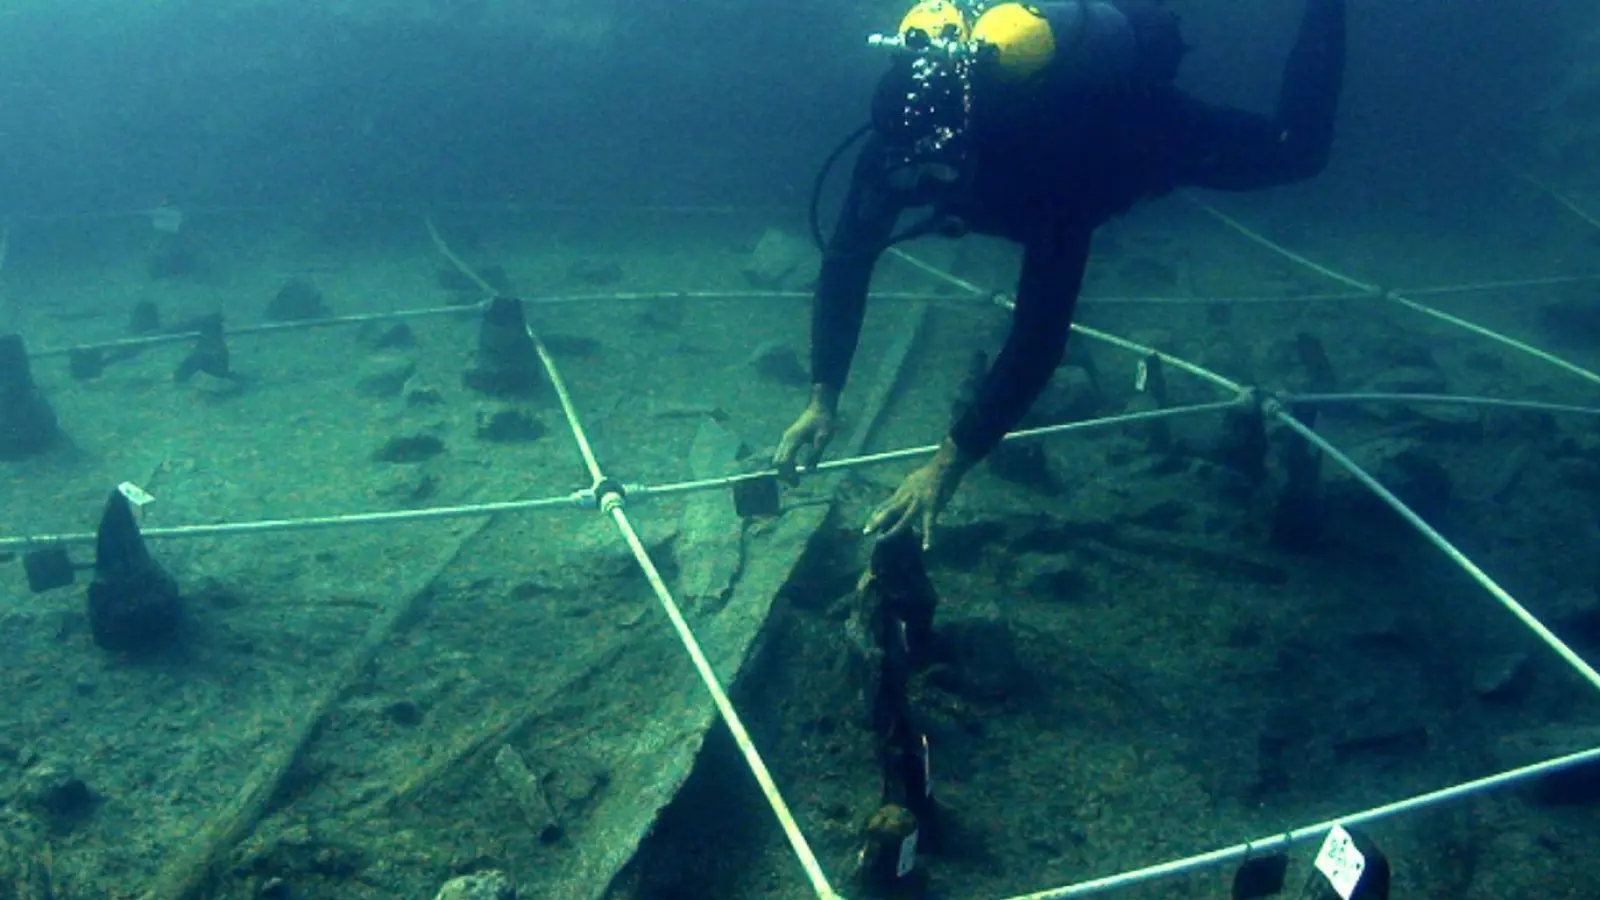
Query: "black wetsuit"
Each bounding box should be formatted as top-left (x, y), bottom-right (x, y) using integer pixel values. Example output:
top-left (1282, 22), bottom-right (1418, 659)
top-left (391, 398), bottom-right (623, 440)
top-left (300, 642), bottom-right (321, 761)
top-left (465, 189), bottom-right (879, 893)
top-left (812, 0), bottom-right (1346, 460)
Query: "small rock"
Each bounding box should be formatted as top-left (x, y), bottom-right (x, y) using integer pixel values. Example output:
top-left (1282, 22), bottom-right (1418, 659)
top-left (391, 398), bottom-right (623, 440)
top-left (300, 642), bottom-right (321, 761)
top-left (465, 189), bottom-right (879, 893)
top-left (383, 700), bottom-right (425, 726)
top-left (433, 870), bottom-right (517, 900)
top-left (1346, 438), bottom-right (1452, 522)
top-left (373, 434), bottom-right (446, 464)
top-left (370, 323), bottom-right (416, 350)
top-left (1407, 404), bottom-right (1481, 441)
top-left (190, 371), bottom-right (245, 401)
top-left (543, 334), bottom-right (602, 358)
top-left (375, 469), bottom-right (439, 506)
top-left (741, 229), bottom-right (818, 291)
top-left (1473, 653), bottom-right (1532, 703)
top-left (405, 376), bottom-right (445, 408)
top-left (476, 408), bottom-right (547, 443)
top-left (649, 400), bottom-right (730, 421)
top-left (266, 278), bottom-right (329, 322)
top-left (745, 340), bottom-right (809, 387)
top-left (19, 761), bottom-right (96, 821)
top-left (1024, 566), bottom-right (1088, 602)
top-left (1364, 366), bottom-right (1449, 396)
top-left (929, 601), bottom-right (1025, 702)
top-left (356, 355), bottom-right (418, 399)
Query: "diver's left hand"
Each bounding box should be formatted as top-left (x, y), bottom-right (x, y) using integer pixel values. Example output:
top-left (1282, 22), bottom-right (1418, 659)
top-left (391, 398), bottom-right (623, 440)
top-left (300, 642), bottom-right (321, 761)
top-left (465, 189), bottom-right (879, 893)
top-left (864, 438), bottom-right (974, 550)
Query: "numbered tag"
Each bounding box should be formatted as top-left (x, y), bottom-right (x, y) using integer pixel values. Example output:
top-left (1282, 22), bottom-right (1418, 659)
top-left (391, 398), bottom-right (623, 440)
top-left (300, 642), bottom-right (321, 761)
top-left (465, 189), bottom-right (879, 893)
top-left (1313, 825), bottom-right (1366, 900)
top-left (1135, 359), bottom-right (1150, 392)
top-left (895, 828), bottom-right (918, 878)
top-left (117, 482), bottom-right (155, 508)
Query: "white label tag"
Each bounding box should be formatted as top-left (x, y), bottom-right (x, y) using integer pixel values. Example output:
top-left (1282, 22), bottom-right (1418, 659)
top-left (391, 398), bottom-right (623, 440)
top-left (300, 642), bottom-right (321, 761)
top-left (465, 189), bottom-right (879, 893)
top-left (895, 828), bottom-right (918, 878)
top-left (117, 482), bottom-right (155, 507)
top-left (150, 205), bottom-right (184, 235)
top-left (921, 734), bottom-right (933, 798)
top-left (1314, 825), bottom-right (1366, 900)
top-left (1135, 359), bottom-right (1149, 392)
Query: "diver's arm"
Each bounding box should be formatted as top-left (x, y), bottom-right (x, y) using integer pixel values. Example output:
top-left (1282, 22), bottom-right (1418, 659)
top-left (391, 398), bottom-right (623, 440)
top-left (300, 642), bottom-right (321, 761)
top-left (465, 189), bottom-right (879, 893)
top-left (810, 140), bottom-right (903, 408)
top-left (949, 228), bottom-right (1093, 461)
top-left (1168, 0), bottom-right (1346, 190)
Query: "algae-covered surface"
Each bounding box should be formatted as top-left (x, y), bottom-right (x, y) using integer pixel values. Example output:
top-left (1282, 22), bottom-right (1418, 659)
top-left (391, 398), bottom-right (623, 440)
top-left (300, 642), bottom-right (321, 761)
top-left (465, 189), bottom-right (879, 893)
top-left (2, 200), bottom-right (1600, 899)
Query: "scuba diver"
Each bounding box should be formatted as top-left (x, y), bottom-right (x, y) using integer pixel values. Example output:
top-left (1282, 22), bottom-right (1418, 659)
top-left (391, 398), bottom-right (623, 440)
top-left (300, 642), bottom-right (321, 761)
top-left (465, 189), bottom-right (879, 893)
top-left (774, 0), bottom-right (1346, 547)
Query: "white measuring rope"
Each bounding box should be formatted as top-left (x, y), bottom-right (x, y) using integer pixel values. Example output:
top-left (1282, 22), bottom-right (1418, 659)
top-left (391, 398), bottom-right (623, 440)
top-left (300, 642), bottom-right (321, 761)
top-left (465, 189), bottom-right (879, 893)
top-left (995, 744), bottom-right (1600, 900)
top-left (1288, 392), bottom-right (1600, 418)
top-left (0, 494), bottom-right (580, 552)
top-left (609, 505), bottom-right (843, 900)
top-left (430, 214), bottom-right (841, 900)
top-left (0, 404), bottom-right (1239, 553)
top-left (1509, 167), bottom-right (1600, 232)
top-left (1271, 403), bottom-right (1600, 692)
top-left (2, 201), bottom-right (785, 225)
top-left (1399, 274), bottom-right (1600, 297)
top-left (1186, 194), bottom-right (1600, 389)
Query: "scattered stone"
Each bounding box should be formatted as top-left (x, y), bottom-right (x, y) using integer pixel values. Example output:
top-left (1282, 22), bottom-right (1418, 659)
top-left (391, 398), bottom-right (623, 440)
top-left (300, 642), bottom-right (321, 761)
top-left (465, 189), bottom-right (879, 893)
top-left (383, 700), bottom-right (425, 727)
top-left (18, 761), bottom-right (96, 822)
top-left (373, 434), bottom-right (446, 464)
top-left (543, 334), bottom-right (602, 358)
top-left (190, 371), bottom-right (245, 401)
top-left (744, 340), bottom-right (808, 387)
top-left (405, 379), bottom-right (446, 408)
top-left (741, 228), bottom-right (818, 291)
top-left (493, 745), bottom-right (562, 843)
top-left (1473, 653), bottom-right (1532, 703)
top-left (1405, 403), bottom-right (1482, 442)
top-left (929, 601), bottom-right (1025, 702)
top-left (265, 277), bottom-right (329, 322)
top-left (648, 400), bottom-right (730, 422)
top-left (355, 354), bottom-right (419, 399)
top-left (433, 870), bottom-right (517, 900)
top-left (567, 258), bottom-right (623, 286)
top-left (1488, 444), bottom-right (1534, 505)
top-left (1024, 565), bottom-right (1088, 602)
top-left (1332, 722), bottom-right (1430, 762)
top-left (375, 468), bottom-right (439, 506)
top-left (369, 322), bottom-right (416, 350)
top-left (1364, 366), bottom-right (1449, 396)
top-left (475, 407), bottom-right (547, 443)
top-left (1344, 437), bottom-right (1452, 523)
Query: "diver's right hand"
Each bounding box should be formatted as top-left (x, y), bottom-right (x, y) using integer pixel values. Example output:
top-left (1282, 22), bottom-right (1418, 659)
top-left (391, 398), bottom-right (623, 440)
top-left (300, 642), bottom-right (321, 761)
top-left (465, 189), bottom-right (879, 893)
top-left (774, 387), bottom-right (839, 478)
